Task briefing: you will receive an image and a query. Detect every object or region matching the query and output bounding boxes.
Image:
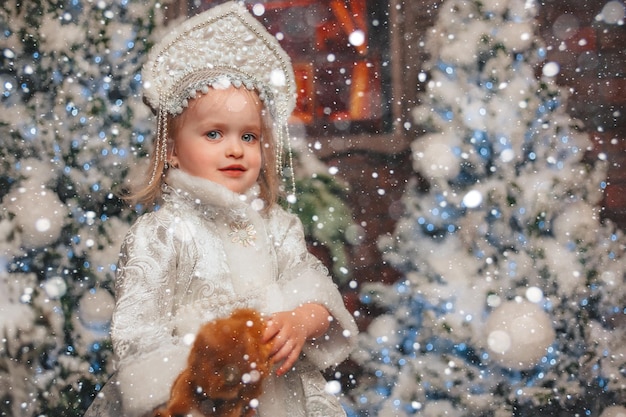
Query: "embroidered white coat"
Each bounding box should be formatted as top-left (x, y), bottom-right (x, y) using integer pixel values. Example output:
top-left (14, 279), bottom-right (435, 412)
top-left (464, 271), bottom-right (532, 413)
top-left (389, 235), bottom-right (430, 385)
top-left (110, 170), bottom-right (358, 417)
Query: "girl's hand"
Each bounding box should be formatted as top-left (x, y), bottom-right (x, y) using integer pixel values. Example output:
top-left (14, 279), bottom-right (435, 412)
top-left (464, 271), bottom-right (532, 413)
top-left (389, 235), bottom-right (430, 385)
top-left (263, 303), bottom-right (331, 376)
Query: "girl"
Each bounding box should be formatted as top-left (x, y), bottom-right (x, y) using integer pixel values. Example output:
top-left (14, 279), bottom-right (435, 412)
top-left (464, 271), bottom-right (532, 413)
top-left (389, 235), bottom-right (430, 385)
top-left (85, 2), bottom-right (358, 416)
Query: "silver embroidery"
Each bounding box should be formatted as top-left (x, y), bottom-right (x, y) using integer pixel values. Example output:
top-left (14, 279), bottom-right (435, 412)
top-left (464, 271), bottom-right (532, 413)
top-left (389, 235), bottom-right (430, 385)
top-left (300, 370), bottom-right (347, 417)
top-left (228, 221), bottom-right (257, 247)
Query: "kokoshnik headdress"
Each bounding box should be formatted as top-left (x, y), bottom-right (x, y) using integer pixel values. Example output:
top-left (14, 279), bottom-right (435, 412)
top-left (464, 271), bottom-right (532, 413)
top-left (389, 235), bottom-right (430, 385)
top-left (142, 1), bottom-right (296, 191)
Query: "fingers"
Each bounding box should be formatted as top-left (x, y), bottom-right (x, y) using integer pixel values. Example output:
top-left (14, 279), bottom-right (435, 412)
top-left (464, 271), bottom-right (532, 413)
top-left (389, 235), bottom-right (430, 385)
top-left (270, 334), bottom-right (303, 376)
top-left (262, 319), bottom-right (279, 344)
top-left (275, 343), bottom-right (300, 376)
top-left (263, 316), bottom-right (305, 376)
top-left (265, 318), bottom-right (294, 356)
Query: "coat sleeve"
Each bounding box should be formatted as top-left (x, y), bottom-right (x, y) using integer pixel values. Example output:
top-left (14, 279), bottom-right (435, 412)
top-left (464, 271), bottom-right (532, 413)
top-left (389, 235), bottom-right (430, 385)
top-left (269, 209), bottom-right (358, 370)
top-left (110, 213), bottom-right (190, 417)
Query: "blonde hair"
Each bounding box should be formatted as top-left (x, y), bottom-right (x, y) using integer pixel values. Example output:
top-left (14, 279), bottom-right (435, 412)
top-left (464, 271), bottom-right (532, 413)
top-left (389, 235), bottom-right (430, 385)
top-left (126, 87), bottom-right (281, 211)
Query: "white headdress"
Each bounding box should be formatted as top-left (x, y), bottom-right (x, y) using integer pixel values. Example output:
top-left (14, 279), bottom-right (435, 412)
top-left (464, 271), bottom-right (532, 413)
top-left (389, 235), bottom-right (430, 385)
top-left (142, 1), bottom-right (296, 187)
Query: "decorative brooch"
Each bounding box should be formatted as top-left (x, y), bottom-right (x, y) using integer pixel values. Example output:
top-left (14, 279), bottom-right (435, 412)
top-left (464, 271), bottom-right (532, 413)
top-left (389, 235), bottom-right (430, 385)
top-left (228, 221), bottom-right (256, 247)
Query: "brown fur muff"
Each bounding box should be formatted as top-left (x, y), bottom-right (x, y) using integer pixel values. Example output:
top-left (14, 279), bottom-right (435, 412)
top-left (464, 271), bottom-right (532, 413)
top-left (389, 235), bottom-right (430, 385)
top-left (154, 309), bottom-right (271, 417)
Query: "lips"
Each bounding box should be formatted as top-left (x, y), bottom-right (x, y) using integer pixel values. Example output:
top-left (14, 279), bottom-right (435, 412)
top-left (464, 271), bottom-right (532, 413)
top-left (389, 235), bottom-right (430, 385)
top-left (221, 165), bottom-right (246, 171)
top-left (219, 165), bottom-right (246, 176)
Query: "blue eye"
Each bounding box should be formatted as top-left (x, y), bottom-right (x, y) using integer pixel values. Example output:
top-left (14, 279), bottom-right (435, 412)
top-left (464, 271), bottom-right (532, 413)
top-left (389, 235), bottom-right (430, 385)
top-left (206, 130), bottom-right (222, 140)
top-left (242, 133), bottom-right (257, 143)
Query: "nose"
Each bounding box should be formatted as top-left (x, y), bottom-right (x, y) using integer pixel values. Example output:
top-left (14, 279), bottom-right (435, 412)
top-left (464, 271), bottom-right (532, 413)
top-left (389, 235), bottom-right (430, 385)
top-left (226, 136), bottom-right (243, 158)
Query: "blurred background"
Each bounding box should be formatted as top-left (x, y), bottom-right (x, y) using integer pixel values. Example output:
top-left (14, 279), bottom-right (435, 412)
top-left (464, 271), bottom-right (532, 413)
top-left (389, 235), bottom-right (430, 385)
top-left (0, 1), bottom-right (624, 416)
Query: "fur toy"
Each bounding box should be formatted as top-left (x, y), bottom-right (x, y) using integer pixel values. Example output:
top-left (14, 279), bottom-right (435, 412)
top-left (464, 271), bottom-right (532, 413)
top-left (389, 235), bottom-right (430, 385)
top-left (154, 309), bottom-right (272, 417)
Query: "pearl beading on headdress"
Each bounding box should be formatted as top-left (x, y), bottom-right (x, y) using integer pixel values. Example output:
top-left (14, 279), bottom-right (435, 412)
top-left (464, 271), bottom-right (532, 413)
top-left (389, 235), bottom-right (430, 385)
top-left (142, 1), bottom-right (296, 191)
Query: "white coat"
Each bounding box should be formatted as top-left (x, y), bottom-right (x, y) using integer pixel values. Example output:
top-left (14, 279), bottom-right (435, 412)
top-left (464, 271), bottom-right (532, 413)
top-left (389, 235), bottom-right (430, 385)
top-left (86, 169), bottom-right (358, 417)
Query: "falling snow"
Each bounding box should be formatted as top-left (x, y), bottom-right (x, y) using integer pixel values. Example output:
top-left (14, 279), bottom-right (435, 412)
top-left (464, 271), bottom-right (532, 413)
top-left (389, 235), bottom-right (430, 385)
top-left (0, 0), bottom-right (625, 416)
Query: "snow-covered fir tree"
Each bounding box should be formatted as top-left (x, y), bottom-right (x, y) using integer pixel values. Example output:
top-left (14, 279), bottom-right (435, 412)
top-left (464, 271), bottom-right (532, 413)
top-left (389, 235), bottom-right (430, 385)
top-left (349, 0), bottom-right (626, 416)
top-left (0, 1), bottom-right (160, 415)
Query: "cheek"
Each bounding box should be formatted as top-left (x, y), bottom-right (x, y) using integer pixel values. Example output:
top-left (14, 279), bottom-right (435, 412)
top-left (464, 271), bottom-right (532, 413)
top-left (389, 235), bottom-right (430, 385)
top-left (175, 144), bottom-right (217, 170)
top-left (251, 146), bottom-right (263, 169)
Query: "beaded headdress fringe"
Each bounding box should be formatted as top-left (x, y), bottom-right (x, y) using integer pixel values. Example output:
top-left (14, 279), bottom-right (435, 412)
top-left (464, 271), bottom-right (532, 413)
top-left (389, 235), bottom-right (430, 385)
top-left (142, 1), bottom-right (296, 194)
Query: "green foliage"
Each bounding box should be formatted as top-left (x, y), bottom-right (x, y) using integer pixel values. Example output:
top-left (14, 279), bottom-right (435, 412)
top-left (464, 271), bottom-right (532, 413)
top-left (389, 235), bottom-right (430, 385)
top-left (291, 173), bottom-right (355, 284)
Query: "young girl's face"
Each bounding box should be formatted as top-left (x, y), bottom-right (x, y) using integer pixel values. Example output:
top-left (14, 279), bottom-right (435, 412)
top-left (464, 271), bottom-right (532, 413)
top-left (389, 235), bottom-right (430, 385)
top-left (170, 86), bottom-right (263, 194)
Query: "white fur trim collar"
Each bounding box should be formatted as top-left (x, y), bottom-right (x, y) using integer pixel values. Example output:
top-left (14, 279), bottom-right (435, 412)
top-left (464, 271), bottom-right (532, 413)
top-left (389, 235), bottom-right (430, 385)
top-left (164, 169), bottom-right (260, 211)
